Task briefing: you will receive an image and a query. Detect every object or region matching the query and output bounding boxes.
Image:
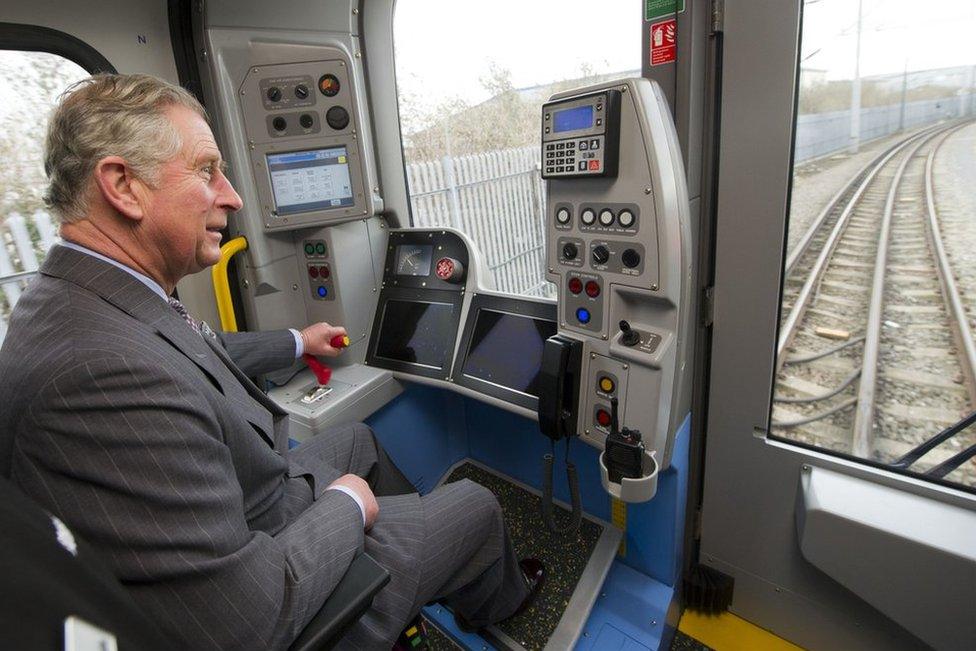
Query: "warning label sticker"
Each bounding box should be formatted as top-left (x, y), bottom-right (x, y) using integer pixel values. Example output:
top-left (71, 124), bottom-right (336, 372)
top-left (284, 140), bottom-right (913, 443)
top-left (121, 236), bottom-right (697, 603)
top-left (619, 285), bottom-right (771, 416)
top-left (649, 18), bottom-right (677, 66)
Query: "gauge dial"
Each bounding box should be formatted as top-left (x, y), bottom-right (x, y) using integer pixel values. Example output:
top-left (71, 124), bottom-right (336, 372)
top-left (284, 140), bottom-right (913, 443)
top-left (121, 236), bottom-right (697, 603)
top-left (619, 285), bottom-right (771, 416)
top-left (395, 244), bottom-right (433, 276)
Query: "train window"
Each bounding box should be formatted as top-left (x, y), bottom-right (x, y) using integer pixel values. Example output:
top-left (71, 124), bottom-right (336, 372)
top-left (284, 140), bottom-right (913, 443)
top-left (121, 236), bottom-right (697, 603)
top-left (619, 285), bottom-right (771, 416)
top-left (774, 0), bottom-right (976, 490)
top-left (393, 0), bottom-right (640, 297)
top-left (0, 50), bottom-right (89, 342)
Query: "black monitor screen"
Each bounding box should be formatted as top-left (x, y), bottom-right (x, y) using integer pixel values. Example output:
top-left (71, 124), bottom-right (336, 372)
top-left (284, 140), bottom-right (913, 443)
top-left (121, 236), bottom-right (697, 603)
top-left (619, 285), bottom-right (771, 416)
top-left (375, 300), bottom-right (455, 369)
top-left (462, 309), bottom-right (557, 396)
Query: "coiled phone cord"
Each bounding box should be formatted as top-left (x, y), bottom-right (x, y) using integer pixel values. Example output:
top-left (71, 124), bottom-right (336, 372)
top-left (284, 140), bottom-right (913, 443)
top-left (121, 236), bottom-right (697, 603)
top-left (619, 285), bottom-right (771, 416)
top-left (541, 438), bottom-right (582, 535)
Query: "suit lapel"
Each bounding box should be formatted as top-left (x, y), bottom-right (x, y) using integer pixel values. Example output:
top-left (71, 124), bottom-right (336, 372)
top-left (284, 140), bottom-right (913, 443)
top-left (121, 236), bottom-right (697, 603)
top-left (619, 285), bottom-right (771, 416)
top-left (42, 245), bottom-right (279, 448)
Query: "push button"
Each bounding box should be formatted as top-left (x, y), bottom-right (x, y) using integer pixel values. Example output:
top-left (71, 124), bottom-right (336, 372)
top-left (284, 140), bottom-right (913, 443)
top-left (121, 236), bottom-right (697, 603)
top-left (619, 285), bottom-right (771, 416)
top-left (599, 376), bottom-right (615, 394)
top-left (316, 286), bottom-right (328, 298)
top-left (579, 141), bottom-right (589, 151)
top-left (589, 139), bottom-right (600, 149)
top-left (596, 408), bottom-right (611, 428)
top-left (585, 280), bottom-right (600, 298)
top-left (568, 277), bottom-right (583, 294)
top-left (588, 160), bottom-right (600, 171)
top-left (578, 161), bottom-right (587, 171)
top-left (576, 307), bottom-right (591, 324)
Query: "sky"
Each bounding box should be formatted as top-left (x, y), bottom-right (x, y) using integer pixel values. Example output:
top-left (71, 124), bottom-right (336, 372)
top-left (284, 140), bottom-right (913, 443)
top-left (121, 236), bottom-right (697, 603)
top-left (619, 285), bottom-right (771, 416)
top-left (393, 0), bottom-right (976, 115)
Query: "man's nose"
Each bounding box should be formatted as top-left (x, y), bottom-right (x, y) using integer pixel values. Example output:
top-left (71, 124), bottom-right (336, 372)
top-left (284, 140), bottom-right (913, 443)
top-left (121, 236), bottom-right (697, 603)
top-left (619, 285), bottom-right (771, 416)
top-left (218, 173), bottom-right (244, 211)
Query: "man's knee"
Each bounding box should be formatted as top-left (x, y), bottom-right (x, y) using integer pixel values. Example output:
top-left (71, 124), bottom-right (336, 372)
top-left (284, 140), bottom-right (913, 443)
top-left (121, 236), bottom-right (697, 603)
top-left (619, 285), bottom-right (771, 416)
top-left (453, 479), bottom-right (504, 528)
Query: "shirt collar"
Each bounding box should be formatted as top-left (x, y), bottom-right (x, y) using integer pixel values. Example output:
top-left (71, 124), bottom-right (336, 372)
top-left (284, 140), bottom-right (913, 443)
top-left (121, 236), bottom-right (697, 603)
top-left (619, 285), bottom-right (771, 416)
top-left (58, 240), bottom-right (169, 301)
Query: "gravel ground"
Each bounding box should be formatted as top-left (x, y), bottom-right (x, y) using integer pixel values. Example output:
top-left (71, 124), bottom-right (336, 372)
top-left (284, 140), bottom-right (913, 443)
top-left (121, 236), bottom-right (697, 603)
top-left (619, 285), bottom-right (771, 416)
top-left (787, 129), bottom-right (929, 259)
top-left (930, 121), bottom-right (976, 486)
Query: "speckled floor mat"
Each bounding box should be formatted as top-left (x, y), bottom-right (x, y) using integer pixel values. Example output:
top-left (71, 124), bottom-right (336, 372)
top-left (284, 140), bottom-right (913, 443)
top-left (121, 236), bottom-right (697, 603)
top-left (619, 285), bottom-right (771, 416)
top-left (670, 629), bottom-right (713, 651)
top-left (443, 462), bottom-right (604, 651)
top-left (422, 616), bottom-right (463, 650)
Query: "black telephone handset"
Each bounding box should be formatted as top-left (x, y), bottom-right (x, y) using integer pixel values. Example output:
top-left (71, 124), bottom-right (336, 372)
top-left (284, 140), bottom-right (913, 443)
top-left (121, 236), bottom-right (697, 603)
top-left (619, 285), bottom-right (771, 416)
top-left (537, 335), bottom-right (584, 534)
top-left (604, 397), bottom-right (645, 483)
top-left (538, 335), bottom-right (583, 441)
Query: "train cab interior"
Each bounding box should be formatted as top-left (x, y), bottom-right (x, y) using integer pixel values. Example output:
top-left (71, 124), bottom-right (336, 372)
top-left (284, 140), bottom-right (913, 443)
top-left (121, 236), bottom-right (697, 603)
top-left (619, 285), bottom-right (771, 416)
top-left (0, 1), bottom-right (974, 649)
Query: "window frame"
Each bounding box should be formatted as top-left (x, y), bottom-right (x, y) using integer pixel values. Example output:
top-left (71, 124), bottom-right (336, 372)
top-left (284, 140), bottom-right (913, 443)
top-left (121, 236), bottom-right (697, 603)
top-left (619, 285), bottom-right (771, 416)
top-left (0, 22), bottom-right (116, 74)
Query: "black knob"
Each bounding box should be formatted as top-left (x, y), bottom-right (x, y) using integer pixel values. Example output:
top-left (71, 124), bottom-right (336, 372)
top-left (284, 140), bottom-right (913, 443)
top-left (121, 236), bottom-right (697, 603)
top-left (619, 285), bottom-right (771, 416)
top-left (562, 242), bottom-right (578, 260)
top-left (294, 84), bottom-right (310, 100)
top-left (326, 106), bottom-right (350, 130)
top-left (299, 113), bottom-right (314, 129)
top-left (622, 248), bottom-right (641, 268)
top-left (272, 116), bottom-right (287, 131)
top-left (267, 86), bottom-right (282, 102)
top-left (592, 245), bottom-right (610, 266)
top-left (619, 320), bottom-right (641, 347)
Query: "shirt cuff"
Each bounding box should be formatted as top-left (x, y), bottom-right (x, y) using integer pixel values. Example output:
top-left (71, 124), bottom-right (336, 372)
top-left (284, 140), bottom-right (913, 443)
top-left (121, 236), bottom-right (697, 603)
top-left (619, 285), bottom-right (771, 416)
top-left (325, 485), bottom-right (366, 527)
top-left (290, 328), bottom-right (304, 358)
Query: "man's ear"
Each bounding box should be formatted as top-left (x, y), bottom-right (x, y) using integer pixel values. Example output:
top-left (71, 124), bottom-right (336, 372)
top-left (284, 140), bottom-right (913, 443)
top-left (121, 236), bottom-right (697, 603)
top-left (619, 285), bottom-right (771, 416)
top-left (93, 156), bottom-right (146, 221)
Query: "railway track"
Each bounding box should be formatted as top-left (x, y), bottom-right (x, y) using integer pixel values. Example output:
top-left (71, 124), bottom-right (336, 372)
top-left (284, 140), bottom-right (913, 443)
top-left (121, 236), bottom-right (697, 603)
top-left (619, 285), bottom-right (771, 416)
top-left (772, 121), bottom-right (976, 487)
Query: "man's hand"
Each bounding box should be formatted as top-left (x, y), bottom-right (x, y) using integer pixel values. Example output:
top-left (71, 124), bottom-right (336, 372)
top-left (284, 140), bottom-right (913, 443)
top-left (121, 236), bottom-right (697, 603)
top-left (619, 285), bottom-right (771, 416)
top-left (328, 474), bottom-right (379, 530)
top-left (301, 322), bottom-right (348, 357)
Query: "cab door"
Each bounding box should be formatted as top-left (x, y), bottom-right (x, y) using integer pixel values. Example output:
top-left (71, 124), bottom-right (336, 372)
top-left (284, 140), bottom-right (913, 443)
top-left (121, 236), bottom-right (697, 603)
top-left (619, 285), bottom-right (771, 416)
top-left (700, 1), bottom-right (976, 649)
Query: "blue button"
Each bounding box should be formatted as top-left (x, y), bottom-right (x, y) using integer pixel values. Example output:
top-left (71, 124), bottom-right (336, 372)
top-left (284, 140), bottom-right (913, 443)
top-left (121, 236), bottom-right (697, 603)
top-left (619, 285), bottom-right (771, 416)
top-left (317, 286), bottom-right (328, 298)
top-left (576, 307), bottom-right (591, 324)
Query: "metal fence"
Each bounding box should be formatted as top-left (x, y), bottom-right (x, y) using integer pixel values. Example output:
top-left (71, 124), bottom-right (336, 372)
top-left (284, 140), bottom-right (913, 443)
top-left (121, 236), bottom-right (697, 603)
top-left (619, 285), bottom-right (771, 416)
top-left (0, 210), bottom-right (58, 343)
top-left (405, 146), bottom-right (554, 298)
top-left (795, 93), bottom-right (976, 162)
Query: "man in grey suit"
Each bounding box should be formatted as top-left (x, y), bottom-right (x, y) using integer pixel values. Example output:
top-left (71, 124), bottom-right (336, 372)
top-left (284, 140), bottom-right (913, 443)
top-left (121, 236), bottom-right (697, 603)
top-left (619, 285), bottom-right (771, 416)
top-left (0, 74), bottom-right (538, 649)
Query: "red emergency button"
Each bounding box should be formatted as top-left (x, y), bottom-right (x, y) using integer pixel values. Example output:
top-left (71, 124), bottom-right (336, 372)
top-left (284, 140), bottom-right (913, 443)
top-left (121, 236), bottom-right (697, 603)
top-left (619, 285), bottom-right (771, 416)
top-left (596, 408), bottom-right (612, 428)
top-left (319, 265), bottom-right (330, 278)
top-left (308, 266), bottom-right (319, 278)
top-left (588, 160), bottom-right (600, 171)
top-left (585, 280), bottom-right (600, 297)
top-left (568, 277), bottom-right (583, 294)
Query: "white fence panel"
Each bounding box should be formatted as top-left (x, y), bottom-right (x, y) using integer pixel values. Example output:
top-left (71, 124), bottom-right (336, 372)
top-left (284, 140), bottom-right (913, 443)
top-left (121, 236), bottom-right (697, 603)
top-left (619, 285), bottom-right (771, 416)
top-left (0, 209), bottom-right (59, 346)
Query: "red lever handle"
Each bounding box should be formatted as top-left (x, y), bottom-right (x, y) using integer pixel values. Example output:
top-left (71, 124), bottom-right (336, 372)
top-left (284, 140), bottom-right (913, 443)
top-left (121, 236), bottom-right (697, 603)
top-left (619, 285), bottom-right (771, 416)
top-left (302, 334), bottom-right (350, 385)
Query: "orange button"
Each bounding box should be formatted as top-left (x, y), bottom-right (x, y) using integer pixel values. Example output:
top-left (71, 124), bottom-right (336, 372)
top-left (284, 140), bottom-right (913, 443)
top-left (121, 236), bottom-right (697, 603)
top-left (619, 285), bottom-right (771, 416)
top-left (588, 160), bottom-right (600, 171)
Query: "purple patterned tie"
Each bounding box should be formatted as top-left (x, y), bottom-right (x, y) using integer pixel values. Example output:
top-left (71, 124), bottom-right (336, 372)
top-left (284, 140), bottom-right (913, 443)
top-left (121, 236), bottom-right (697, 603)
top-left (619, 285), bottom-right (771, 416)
top-left (167, 296), bottom-right (200, 335)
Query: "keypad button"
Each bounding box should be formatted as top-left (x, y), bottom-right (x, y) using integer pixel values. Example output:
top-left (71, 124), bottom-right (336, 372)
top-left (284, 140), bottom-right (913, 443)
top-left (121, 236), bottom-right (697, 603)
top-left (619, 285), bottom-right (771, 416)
top-left (588, 160), bottom-right (600, 171)
top-left (546, 166), bottom-right (554, 173)
top-left (556, 143), bottom-right (565, 150)
top-left (589, 139), bottom-right (600, 149)
top-left (556, 166), bottom-right (564, 172)
top-left (546, 144), bottom-right (555, 151)
top-left (579, 141), bottom-right (589, 151)
top-left (596, 118), bottom-right (603, 127)
top-left (618, 210), bottom-right (635, 228)
top-left (578, 161), bottom-right (587, 171)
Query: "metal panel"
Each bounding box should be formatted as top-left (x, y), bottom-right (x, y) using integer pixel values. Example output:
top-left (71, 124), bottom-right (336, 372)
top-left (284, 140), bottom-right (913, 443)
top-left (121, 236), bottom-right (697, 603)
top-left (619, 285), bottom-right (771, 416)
top-left (700, 1), bottom-right (976, 649)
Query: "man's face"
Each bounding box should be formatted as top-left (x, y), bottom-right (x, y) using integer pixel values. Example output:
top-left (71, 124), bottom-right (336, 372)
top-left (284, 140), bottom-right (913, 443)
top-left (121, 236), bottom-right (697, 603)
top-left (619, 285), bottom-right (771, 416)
top-left (140, 105), bottom-right (243, 280)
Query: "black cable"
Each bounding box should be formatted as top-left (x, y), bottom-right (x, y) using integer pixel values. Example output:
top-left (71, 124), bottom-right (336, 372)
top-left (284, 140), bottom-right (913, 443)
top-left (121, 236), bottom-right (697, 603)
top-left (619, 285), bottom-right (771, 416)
top-left (541, 438), bottom-right (582, 535)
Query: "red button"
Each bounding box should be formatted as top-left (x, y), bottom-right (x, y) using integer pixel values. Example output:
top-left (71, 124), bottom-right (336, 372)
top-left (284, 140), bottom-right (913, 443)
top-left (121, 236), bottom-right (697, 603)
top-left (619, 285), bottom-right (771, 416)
top-left (596, 408), bottom-right (611, 427)
top-left (588, 160), bottom-right (600, 171)
top-left (319, 266), bottom-right (330, 278)
top-left (568, 277), bottom-right (583, 294)
top-left (585, 280), bottom-right (600, 297)
top-left (308, 266), bottom-right (319, 278)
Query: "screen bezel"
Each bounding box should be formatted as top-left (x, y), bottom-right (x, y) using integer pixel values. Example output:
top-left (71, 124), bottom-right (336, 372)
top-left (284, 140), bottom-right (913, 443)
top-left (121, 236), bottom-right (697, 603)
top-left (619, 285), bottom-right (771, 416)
top-left (451, 294), bottom-right (557, 411)
top-left (366, 288), bottom-right (465, 380)
top-left (265, 146), bottom-right (355, 216)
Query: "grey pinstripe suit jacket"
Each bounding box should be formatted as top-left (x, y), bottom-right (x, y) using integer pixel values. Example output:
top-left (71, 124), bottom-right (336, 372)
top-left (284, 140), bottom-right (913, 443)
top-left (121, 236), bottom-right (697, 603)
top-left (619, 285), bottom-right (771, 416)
top-left (0, 245), bottom-right (416, 650)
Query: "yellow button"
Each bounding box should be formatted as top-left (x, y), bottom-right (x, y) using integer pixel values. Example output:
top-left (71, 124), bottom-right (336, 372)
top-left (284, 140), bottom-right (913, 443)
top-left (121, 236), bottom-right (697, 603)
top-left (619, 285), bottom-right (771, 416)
top-left (599, 377), bottom-right (615, 393)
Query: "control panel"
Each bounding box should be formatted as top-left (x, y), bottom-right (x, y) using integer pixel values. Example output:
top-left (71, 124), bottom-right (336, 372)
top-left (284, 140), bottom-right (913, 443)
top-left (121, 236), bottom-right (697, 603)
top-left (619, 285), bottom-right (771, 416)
top-left (301, 239), bottom-right (335, 301)
top-left (543, 78), bottom-right (692, 469)
top-left (237, 55), bottom-right (372, 231)
top-left (542, 90), bottom-right (621, 179)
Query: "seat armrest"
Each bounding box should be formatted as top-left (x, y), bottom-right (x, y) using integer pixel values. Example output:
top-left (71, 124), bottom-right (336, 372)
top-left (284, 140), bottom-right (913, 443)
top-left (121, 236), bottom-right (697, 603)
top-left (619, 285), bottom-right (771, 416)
top-left (289, 552), bottom-right (390, 651)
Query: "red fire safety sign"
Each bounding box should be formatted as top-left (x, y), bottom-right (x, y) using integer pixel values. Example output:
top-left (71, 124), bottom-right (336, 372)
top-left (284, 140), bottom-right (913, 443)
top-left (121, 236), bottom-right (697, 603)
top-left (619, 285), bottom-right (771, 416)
top-left (649, 18), bottom-right (676, 66)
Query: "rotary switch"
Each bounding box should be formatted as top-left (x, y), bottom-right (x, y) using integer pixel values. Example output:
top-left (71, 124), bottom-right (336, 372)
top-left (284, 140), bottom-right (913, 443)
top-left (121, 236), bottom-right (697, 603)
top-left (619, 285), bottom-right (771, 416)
top-left (435, 257), bottom-right (465, 283)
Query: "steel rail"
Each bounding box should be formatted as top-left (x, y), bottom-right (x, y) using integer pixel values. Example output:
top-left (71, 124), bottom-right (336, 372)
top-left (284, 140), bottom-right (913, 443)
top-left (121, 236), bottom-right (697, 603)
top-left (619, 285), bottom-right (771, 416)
top-left (851, 125), bottom-right (957, 457)
top-left (923, 122), bottom-right (976, 407)
top-left (784, 123), bottom-right (946, 278)
top-left (775, 130), bottom-right (931, 367)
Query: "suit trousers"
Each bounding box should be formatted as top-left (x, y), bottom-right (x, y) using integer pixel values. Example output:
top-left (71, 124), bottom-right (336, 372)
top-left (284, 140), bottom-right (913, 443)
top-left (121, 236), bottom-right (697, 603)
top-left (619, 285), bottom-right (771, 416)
top-left (290, 425), bottom-right (529, 649)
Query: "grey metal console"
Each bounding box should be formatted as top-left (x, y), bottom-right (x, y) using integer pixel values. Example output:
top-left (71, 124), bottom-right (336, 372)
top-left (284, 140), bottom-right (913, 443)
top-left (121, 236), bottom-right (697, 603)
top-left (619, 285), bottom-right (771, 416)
top-left (544, 78), bottom-right (693, 468)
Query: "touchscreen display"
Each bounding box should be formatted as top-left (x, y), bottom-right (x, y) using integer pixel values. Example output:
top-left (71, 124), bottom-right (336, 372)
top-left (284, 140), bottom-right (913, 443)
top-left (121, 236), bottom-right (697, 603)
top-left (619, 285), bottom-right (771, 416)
top-left (462, 309), bottom-right (557, 396)
top-left (375, 300), bottom-right (455, 369)
top-left (553, 105), bottom-right (594, 133)
top-left (267, 147), bottom-right (354, 215)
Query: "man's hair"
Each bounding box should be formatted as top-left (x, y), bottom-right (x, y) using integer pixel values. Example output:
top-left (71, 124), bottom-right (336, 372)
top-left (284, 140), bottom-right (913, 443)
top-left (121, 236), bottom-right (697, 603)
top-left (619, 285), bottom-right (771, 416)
top-left (43, 73), bottom-right (208, 224)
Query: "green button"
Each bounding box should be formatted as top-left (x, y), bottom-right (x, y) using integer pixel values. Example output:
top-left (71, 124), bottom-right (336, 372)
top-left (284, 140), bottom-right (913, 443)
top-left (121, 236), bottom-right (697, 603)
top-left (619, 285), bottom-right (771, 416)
top-left (315, 242), bottom-right (326, 255)
top-left (304, 243), bottom-right (315, 255)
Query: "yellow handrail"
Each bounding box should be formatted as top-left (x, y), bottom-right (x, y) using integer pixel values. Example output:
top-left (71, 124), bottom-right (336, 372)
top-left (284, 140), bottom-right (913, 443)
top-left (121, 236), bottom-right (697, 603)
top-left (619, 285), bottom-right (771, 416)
top-left (212, 236), bottom-right (248, 333)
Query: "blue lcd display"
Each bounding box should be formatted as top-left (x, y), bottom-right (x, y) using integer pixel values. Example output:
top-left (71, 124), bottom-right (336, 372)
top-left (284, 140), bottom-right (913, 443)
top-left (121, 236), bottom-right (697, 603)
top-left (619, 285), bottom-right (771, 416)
top-left (553, 105), bottom-right (594, 133)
